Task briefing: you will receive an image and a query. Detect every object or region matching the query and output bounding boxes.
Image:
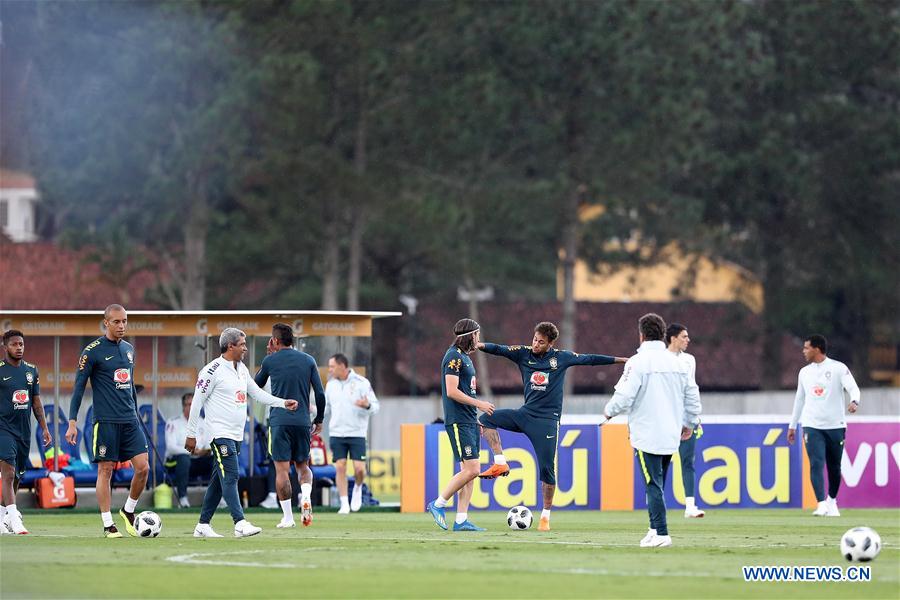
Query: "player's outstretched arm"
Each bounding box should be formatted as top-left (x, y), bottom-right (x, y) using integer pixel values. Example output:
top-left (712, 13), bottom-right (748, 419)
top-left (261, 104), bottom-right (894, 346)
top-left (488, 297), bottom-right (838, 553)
top-left (564, 350), bottom-right (620, 366)
top-left (480, 343), bottom-right (526, 363)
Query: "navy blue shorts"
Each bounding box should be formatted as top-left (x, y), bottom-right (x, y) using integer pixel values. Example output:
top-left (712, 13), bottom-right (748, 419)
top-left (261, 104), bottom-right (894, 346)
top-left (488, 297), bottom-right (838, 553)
top-left (330, 436), bottom-right (368, 462)
top-left (268, 425), bottom-right (311, 463)
top-left (445, 423), bottom-right (480, 463)
top-left (480, 408), bottom-right (559, 484)
top-left (91, 420), bottom-right (148, 463)
top-left (0, 430), bottom-right (30, 477)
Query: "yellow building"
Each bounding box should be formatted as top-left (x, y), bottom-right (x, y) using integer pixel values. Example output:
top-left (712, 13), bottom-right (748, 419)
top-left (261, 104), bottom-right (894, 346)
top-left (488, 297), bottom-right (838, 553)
top-left (557, 204), bottom-right (764, 312)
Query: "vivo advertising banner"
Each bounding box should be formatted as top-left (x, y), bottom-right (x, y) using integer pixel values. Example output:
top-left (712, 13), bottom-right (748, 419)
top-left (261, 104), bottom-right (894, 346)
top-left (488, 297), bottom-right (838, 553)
top-left (839, 422), bottom-right (900, 508)
top-left (399, 418), bottom-right (899, 512)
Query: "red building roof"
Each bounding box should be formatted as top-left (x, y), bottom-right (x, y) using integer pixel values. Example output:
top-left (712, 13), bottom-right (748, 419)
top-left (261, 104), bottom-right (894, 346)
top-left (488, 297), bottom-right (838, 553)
top-left (396, 300), bottom-right (805, 392)
top-left (0, 241), bottom-right (160, 310)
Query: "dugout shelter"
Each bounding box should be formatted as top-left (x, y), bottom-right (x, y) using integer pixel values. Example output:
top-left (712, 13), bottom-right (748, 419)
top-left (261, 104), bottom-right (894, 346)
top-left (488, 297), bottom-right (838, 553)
top-left (0, 310), bottom-right (400, 489)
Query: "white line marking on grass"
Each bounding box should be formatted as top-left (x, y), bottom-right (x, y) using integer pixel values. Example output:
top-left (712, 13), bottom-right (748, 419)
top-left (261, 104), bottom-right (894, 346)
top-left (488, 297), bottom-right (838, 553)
top-left (293, 534), bottom-right (900, 551)
top-left (166, 547), bottom-right (345, 569)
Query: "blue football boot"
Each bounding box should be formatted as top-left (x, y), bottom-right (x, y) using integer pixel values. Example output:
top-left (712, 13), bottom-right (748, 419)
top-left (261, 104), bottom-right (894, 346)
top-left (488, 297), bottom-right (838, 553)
top-left (453, 520), bottom-right (486, 532)
top-left (426, 501), bottom-right (448, 530)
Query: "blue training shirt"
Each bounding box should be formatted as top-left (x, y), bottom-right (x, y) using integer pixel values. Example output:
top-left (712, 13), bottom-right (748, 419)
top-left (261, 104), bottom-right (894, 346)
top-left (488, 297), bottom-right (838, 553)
top-left (69, 336), bottom-right (138, 424)
top-left (254, 348), bottom-right (325, 427)
top-left (481, 343), bottom-right (615, 420)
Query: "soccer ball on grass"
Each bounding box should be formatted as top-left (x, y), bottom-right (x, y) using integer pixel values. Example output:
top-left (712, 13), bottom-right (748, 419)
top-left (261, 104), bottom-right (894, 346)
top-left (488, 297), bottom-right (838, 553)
top-left (135, 511), bottom-right (162, 538)
top-left (840, 527), bottom-right (881, 562)
top-left (507, 505), bottom-right (533, 530)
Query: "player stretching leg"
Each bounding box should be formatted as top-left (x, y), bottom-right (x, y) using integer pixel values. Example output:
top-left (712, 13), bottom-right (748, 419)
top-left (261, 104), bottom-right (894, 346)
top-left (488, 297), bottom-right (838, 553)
top-left (0, 330), bottom-right (51, 534)
top-left (477, 322), bottom-right (626, 531)
top-left (426, 319), bottom-right (495, 532)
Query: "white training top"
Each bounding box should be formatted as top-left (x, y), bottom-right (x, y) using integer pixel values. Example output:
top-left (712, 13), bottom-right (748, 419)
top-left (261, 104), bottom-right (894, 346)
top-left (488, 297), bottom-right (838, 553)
top-left (678, 351), bottom-right (697, 381)
top-left (789, 357), bottom-right (861, 430)
top-left (187, 356), bottom-right (286, 442)
top-left (165, 413), bottom-right (211, 458)
top-left (604, 340), bottom-right (702, 455)
top-left (326, 369), bottom-right (380, 439)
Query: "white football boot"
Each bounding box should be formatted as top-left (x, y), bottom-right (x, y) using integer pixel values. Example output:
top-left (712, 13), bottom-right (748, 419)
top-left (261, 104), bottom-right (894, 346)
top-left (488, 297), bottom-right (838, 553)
top-left (234, 519), bottom-right (262, 538)
top-left (812, 500), bottom-right (829, 516)
top-left (639, 528), bottom-right (657, 545)
top-left (825, 497), bottom-right (841, 517)
top-left (641, 533), bottom-right (672, 548)
top-left (7, 512), bottom-right (28, 535)
top-left (276, 518), bottom-right (296, 529)
top-left (193, 523), bottom-right (224, 538)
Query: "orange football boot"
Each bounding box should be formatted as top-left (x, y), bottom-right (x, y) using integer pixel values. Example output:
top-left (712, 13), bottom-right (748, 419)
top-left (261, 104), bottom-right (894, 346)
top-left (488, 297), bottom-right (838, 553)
top-left (477, 464), bottom-right (510, 479)
top-left (538, 517), bottom-right (551, 531)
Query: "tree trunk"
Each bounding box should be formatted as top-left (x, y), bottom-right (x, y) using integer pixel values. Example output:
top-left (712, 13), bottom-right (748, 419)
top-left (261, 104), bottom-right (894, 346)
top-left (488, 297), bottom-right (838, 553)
top-left (179, 183), bottom-right (208, 368)
top-left (321, 221), bottom-right (340, 311)
top-left (560, 187), bottom-right (581, 396)
top-left (464, 286), bottom-right (493, 399)
top-left (759, 206), bottom-right (785, 390)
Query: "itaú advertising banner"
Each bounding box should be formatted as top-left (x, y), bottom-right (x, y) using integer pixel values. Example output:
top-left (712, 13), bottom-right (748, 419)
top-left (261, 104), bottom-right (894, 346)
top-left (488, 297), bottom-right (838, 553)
top-left (400, 416), bottom-right (899, 513)
top-left (401, 423), bottom-right (600, 512)
top-left (632, 424), bottom-right (805, 510)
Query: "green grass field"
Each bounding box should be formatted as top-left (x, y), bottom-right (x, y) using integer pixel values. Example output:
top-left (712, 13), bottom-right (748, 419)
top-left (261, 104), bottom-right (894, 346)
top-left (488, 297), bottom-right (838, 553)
top-left (1, 508), bottom-right (897, 599)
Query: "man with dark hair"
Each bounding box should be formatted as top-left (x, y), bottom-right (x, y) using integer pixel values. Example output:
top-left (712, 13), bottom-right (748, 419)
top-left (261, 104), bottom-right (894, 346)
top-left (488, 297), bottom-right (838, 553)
top-left (0, 330), bottom-right (51, 534)
top-left (326, 352), bottom-right (379, 515)
top-left (788, 334), bottom-right (860, 517)
top-left (66, 304), bottom-right (151, 538)
top-left (604, 313), bottom-right (701, 547)
top-left (165, 392), bottom-right (212, 508)
top-left (427, 319), bottom-right (495, 532)
top-left (665, 323), bottom-right (705, 518)
top-left (254, 323), bottom-right (325, 528)
top-left (476, 321), bottom-right (627, 531)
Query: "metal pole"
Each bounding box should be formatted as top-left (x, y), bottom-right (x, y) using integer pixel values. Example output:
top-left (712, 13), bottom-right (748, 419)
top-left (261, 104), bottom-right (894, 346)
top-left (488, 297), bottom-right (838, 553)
top-left (151, 336), bottom-right (159, 488)
top-left (53, 336), bottom-right (60, 472)
top-left (248, 336), bottom-right (255, 477)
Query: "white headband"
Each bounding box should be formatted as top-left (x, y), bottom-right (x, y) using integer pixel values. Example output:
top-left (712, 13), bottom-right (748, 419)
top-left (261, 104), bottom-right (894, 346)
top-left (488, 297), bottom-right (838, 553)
top-left (455, 328), bottom-right (480, 338)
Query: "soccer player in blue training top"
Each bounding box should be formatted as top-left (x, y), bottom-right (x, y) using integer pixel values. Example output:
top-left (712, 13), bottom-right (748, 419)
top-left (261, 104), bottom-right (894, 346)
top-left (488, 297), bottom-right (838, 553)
top-left (476, 321), bottom-right (627, 531)
top-left (67, 304), bottom-right (151, 539)
top-left (426, 319), bottom-right (495, 532)
top-left (254, 322), bottom-right (325, 528)
top-left (665, 323), bottom-right (705, 518)
top-left (0, 329), bottom-right (51, 535)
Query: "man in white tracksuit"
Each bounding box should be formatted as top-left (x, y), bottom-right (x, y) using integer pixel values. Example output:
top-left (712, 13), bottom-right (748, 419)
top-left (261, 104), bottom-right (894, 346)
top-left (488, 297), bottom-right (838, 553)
top-left (326, 353), bottom-right (379, 514)
top-left (787, 334), bottom-right (861, 517)
top-left (665, 323), bottom-right (705, 518)
top-left (604, 313), bottom-right (701, 548)
top-left (185, 328), bottom-right (298, 538)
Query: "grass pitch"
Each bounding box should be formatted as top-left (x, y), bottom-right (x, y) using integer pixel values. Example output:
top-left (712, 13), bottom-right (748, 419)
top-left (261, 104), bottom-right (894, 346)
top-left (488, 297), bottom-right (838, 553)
top-left (1, 508), bottom-right (897, 599)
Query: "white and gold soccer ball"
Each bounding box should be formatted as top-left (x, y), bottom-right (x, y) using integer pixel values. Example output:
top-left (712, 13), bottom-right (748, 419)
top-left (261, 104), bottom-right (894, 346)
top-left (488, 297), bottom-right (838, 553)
top-left (507, 505), bottom-right (533, 530)
top-left (840, 527), bottom-right (881, 562)
top-left (135, 511), bottom-right (162, 538)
